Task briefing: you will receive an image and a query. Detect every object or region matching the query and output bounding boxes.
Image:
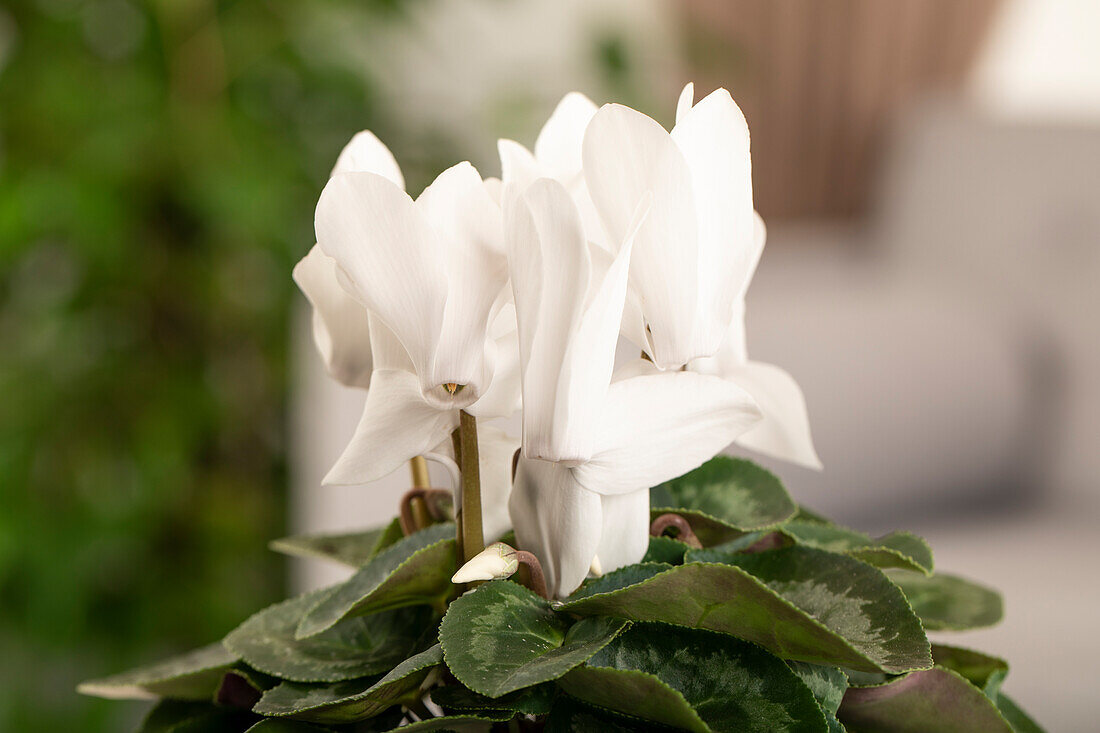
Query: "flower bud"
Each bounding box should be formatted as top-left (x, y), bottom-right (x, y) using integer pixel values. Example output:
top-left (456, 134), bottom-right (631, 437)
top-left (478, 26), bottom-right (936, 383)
top-left (451, 542), bottom-right (519, 584)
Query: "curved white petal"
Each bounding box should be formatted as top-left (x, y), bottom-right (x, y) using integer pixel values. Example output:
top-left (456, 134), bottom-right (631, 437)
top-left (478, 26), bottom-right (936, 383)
top-left (583, 103), bottom-right (700, 369)
top-left (505, 178), bottom-right (591, 459)
top-left (534, 92), bottom-right (598, 186)
top-left (367, 311), bottom-right (414, 372)
top-left (330, 130), bottom-right (405, 188)
top-left (316, 171), bottom-right (446, 383)
top-left (509, 456), bottom-right (601, 598)
top-left (728, 361), bottom-right (822, 470)
top-left (675, 82), bottom-right (694, 124)
top-left (415, 162), bottom-right (507, 409)
top-left (323, 370), bottom-right (459, 486)
top-left (292, 245), bottom-right (373, 389)
top-left (468, 325), bottom-right (521, 419)
top-left (497, 139), bottom-right (540, 211)
top-left (575, 372), bottom-right (762, 495)
top-left (671, 88), bottom-right (754, 336)
top-left (596, 489), bottom-right (651, 574)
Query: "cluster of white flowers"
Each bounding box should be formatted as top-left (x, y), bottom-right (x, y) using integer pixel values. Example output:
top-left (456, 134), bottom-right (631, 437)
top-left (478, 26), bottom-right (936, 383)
top-left (295, 84), bottom-right (819, 598)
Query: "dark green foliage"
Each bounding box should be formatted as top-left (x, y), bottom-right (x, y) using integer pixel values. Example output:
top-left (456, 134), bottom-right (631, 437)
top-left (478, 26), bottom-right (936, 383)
top-left (79, 456), bottom-right (1042, 732)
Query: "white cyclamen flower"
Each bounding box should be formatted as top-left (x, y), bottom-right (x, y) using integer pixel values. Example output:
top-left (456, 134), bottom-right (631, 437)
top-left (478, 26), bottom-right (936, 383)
top-left (583, 83), bottom-right (757, 370)
top-left (505, 178), bottom-right (762, 597)
top-left (314, 134), bottom-right (519, 486)
top-left (292, 130), bottom-right (406, 388)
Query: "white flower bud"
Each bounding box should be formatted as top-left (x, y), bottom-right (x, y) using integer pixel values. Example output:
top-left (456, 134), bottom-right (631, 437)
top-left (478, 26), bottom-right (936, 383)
top-left (451, 542), bottom-right (519, 584)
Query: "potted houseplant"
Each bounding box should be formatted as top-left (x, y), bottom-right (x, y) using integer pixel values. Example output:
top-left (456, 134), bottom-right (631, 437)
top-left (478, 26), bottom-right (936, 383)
top-left (80, 85), bottom-right (1042, 732)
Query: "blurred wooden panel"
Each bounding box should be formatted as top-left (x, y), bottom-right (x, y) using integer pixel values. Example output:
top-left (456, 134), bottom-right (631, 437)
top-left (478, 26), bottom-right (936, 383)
top-left (678, 0), bottom-right (1003, 220)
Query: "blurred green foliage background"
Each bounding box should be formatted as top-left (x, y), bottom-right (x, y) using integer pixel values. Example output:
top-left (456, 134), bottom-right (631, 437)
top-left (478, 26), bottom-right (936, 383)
top-left (0, 1), bottom-right (414, 729)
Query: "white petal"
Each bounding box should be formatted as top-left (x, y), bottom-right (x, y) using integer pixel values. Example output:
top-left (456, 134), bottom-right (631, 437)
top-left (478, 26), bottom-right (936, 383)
top-left (315, 172), bottom-right (446, 385)
top-left (728, 361), bottom-right (822, 470)
top-left (497, 139), bottom-right (540, 204)
top-left (292, 245), bottom-right (373, 389)
top-left (596, 489), bottom-right (651, 574)
top-left (509, 456), bottom-right (602, 598)
top-left (671, 88), bottom-right (754, 338)
top-left (505, 178), bottom-right (591, 459)
top-left (675, 82), bottom-right (694, 124)
top-left (415, 162), bottom-right (508, 408)
top-left (583, 103), bottom-right (700, 369)
top-left (330, 130), bottom-right (405, 188)
top-left (534, 92), bottom-right (598, 186)
top-left (467, 325), bottom-right (521, 420)
top-left (367, 312), bottom-right (414, 372)
top-left (575, 372), bottom-right (762, 495)
top-left (323, 370), bottom-right (459, 486)
top-left (474, 426), bottom-right (521, 542)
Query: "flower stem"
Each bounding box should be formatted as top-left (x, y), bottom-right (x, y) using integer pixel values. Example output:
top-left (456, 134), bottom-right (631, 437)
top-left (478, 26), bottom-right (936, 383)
top-left (406, 457), bottom-right (433, 532)
top-left (457, 410), bottom-right (484, 565)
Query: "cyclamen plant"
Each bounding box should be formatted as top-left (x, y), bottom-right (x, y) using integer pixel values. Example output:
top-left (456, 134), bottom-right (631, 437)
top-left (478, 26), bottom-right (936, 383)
top-left (80, 86), bottom-right (1043, 733)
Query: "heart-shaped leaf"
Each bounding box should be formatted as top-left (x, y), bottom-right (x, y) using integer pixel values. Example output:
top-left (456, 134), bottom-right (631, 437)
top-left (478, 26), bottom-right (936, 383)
top-left (225, 588), bottom-right (433, 682)
top-left (439, 580), bottom-right (629, 697)
top-left (886, 570), bottom-right (1003, 631)
top-left (782, 523), bottom-right (933, 575)
top-left (560, 549), bottom-right (931, 674)
top-left (254, 644), bottom-right (444, 723)
top-left (269, 519), bottom-right (403, 568)
top-left (78, 642), bottom-right (237, 701)
top-left (559, 623), bottom-right (826, 732)
top-left (838, 667), bottom-right (1014, 733)
top-left (297, 523), bottom-right (456, 639)
top-left (651, 457), bottom-right (796, 542)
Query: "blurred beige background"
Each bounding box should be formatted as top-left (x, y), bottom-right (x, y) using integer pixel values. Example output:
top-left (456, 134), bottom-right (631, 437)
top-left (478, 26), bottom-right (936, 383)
top-left (291, 2), bottom-right (1100, 729)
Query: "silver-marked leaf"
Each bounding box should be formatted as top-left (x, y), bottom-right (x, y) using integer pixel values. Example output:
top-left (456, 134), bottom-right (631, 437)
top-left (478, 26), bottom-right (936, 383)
top-left (559, 623), bottom-right (826, 732)
top-left (886, 570), bottom-right (1003, 631)
top-left (269, 519), bottom-right (403, 568)
top-left (838, 667), bottom-right (1013, 733)
top-left (560, 549), bottom-right (931, 674)
top-left (224, 588), bottom-right (433, 682)
top-left (782, 523), bottom-right (933, 575)
top-left (78, 642), bottom-right (237, 701)
top-left (651, 457), bottom-right (796, 539)
top-left (255, 644), bottom-right (444, 723)
top-left (297, 523), bottom-right (456, 639)
top-left (439, 580), bottom-right (629, 697)
top-left (569, 563), bottom-right (672, 601)
top-left (787, 662), bottom-right (848, 715)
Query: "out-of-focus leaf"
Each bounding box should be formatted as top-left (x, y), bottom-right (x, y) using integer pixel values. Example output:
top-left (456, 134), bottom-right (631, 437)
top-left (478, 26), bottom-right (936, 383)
top-left (886, 570), bottom-right (1003, 631)
top-left (268, 519), bottom-right (403, 568)
top-left (77, 642), bottom-right (237, 701)
top-left (837, 667), bottom-right (1013, 733)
